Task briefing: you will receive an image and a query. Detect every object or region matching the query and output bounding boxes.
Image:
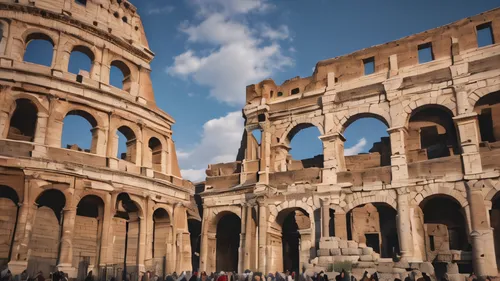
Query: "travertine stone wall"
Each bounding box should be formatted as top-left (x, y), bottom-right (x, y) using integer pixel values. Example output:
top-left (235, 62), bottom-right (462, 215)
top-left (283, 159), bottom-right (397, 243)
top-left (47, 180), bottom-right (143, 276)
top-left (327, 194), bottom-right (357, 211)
top-left (0, 0), bottom-right (198, 280)
top-left (200, 7), bottom-right (500, 280)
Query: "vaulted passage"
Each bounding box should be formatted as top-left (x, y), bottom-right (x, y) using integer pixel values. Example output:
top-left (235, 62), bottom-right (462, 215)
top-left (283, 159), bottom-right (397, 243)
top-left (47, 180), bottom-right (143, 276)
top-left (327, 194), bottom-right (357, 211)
top-left (8, 99), bottom-right (38, 141)
top-left (0, 186), bottom-right (19, 268)
top-left (282, 211), bottom-right (300, 273)
top-left (75, 195), bottom-right (104, 281)
top-left (28, 189), bottom-right (66, 276)
top-left (152, 208), bottom-right (171, 277)
top-left (490, 193), bottom-right (500, 270)
top-left (216, 213), bottom-right (240, 272)
top-left (117, 126), bottom-right (137, 163)
top-left (475, 91), bottom-right (500, 146)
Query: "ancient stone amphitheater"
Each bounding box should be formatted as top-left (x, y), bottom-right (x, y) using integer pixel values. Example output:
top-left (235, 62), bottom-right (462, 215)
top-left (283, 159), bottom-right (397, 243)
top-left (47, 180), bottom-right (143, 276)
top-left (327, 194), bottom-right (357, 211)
top-left (0, 0), bottom-right (199, 281)
top-left (199, 7), bottom-right (500, 281)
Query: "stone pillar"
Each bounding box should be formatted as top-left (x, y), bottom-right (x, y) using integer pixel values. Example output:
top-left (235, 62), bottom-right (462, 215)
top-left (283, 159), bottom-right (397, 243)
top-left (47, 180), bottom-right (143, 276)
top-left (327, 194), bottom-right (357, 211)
top-left (91, 126), bottom-right (107, 156)
top-left (243, 205), bottom-right (253, 271)
top-left (199, 210), bottom-right (209, 272)
top-left (334, 213), bottom-right (347, 240)
top-left (34, 112), bottom-right (49, 145)
top-left (57, 208), bottom-right (78, 278)
top-left (161, 150), bottom-right (168, 174)
top-left (45, 118), bottom-right (64, 147)
top-left (98, 193), bottom-right (112, 268)
top-left (319, 133), bottom-right (346, 184)
top-left (454, 113), bottom-right (483, 176)
top-left (258, 201), bottom-right (268, 273)
top-left (0, 108), bottom-right (9, 138)
top-left (138, 216), bottom-right (147, 275)
top-left (388, 126), bottom-right (409, 181)
top-left (396, 193), bottom-right (413, 259)
top-left (321, 200), bottom-right (330, 238)
top-left (467, 184), bottom-right (498, 277)
top-left (8, 202), bottom-right (37, 275)
top-left (259, 123), bottom-right (271, 185)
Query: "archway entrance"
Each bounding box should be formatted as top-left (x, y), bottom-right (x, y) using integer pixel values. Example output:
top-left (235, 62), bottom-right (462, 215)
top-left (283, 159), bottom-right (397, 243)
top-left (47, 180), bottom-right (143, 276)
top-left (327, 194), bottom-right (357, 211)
top-left (152, 208), bottom-right (171, 277)
top-left (490, 193), bottom-right (500, 270)
top-left (215, 213), bottom-right (241, 272)
top-left (0, 185), bottom-right (19, 268)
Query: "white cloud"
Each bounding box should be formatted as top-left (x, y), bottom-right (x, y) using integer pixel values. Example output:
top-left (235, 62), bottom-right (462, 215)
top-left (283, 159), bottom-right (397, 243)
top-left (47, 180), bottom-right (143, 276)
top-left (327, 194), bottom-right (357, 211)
top-left (344, 138), bottom-right (367, 156)
top-left (147, 5), bottom-right (175, 15)
top-left (179, 111), bottom-right (245, 181)
top-left (261, 25), bottom-right (290, 41)
top-left (167, 1), bottom-right (293, 106)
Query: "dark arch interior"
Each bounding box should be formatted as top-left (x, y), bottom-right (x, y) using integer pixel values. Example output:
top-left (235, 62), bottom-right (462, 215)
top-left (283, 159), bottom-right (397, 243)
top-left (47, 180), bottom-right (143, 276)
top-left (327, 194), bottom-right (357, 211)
top-left (282, 210), bottom-right (301, 273)
top-left (490, 193), bottom-right (500, 270)
top-left (8, 99), bottom-right (38, 141)
top-left (408, 106), bottom-right (459, 161)
top-left (188, 218), bottom-right (201, 272)
top-left (36, 189), bottom-right (66, 222)
top-left (77, 195), bottom-right (104, 218)
top-left (216, 213), bottom-right (240, 272)
top-left (68, 46), bottom-right (94, 76)
top-left (475, 91), bottom-right (500, 143)
top-left (376, 204), bottom-right (399, 258)
top-left (115, 193), bottom-right (139, 220)
top-left (0, 185), bottom-right (19, 204)
top-left (152, 208), bottom-right (171, 260)
top-left (74, 0), bottom-right (87, 6)
top-left (420, 195), bottom-right (468, 251)
top-left (23, 33), bottom-right (54, 67)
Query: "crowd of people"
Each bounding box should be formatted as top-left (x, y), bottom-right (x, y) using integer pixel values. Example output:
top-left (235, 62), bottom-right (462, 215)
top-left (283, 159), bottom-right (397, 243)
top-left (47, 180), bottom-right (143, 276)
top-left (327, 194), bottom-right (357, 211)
top-left (0, 268), bottom-right (497, 281)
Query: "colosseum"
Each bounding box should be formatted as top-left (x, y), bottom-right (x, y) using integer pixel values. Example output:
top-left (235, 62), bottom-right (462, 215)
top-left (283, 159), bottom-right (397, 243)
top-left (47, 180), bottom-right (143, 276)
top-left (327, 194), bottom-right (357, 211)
top-left (0, 0), bottom-right (200, 281)
top-left (198, 6), bottom-right (500, 281)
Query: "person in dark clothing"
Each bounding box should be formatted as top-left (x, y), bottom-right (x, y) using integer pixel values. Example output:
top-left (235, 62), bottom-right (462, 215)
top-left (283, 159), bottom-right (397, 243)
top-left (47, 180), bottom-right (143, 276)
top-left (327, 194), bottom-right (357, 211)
top-left (189, 273), bottom-right (198, 281)
top-left (422, 273), bottom-right (431, 281)
top-left (360, 272), bottom-right (369, 281)
top-left (85, 271), bottom-right (95, 281)
top-left (403, 275), bottom-right (411, 281)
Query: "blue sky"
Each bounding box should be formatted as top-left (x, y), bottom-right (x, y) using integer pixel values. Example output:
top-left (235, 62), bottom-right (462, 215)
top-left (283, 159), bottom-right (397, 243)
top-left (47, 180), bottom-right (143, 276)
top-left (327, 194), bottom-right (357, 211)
top-left (29, 0), bottom-right (499, 182)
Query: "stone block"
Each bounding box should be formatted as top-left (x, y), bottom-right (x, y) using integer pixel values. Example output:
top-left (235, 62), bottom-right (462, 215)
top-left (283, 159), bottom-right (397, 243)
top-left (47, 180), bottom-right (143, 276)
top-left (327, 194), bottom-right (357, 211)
top-left (359, 255), bottom-right (374, 262)
top-left (338, 240), bottom-right (348, 248)
top-left (361, 247), bottom-right (373, 255)
top-left (318, 249), bottom-right (330, 256)
top-left (330, 248), bottom-right (341, 256)
top-left (352, 261), bottom-right (376, 269)
top-left (446, 263), bottom-right (459, 274)
top-left (377, 262), bottom-right (395, 273)
top-left (347, 241), bottom-right (359, 248)
top-left (320, 240), bottom-right (339, 249)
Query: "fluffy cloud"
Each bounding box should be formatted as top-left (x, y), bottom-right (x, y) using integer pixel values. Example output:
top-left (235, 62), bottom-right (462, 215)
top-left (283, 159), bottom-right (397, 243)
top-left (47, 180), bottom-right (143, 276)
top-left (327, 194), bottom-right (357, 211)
top-left (179, 111), bottom-right (245, 182)
top-left (344, 138), bottom-right (367, 156)
top-left (167, 0), bottom-right (292, 105)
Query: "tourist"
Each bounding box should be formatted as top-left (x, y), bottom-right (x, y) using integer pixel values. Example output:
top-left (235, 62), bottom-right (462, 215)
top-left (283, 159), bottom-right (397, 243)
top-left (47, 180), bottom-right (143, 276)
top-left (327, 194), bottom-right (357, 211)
top-left (403, 275), bottom-right (411, 281)
top-left (189, 272), bottom-right (198, 281)
top-left (85, 271), bottom-right (95, 281)
top-left (360, 271), bottom-right (369, 281)
top-left (34, 272), bottom-right (44, 281)
top-left (165, 275), bottom-right (175, 281)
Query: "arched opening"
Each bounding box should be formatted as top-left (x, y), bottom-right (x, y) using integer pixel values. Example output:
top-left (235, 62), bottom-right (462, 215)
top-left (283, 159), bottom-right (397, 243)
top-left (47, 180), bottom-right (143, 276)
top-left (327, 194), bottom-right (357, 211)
top-left (408, 105), bottom-right (459, 162)
top-left (113, 193), bottom-right (142, 281)
top-left (75, 0), bottom-right (86, 6)
top-left (152, 208), bottom-right (171, 277)
top-left (23, 33), bottom-right (54, 67)
top-left (287, 124), bottom-right (323, 169)
top-left (110, 60), bottom-right (131, 91)
top-left (346, 203), bottom-right (399, 258)
top-left (148, 137), bottom-right (162, 172)
top-left (0, 186), bottom-right (20, 267)
top-left (75, 195), bottom-right (104, 281)
top-left (420, 195), bottom-right (469, 252)
top-left (8, 99), bottom-right (38, 141)
top-left (28, 189), bottom-right (66, 277)
top-left (117, 126), bottom-right (137, 163)
top-left (475, 91), bottom-right (500, 145)
top-left (342, 115), bottom-right (391, 168)
top-left (68, 46), bottom-right (94, 79)
top-left (274, 208), bottom-right (311, 273)
top-left (490, 192), bottom-right (500, 270)
top-left (215, 212), bottom-right (241, 272)
top-left (188, 219), bottom-right (201, 272)
top-left (62, 110), bottom-right (98, 153)
top-left (246, 129), bottom-right (261, 161)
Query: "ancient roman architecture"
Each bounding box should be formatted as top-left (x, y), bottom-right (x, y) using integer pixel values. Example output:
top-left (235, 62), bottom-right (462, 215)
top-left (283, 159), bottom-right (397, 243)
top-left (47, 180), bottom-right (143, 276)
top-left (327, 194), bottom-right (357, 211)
top-left (199, 7), bottom-right (500, 280)
top-left (0, 0), bottom-right (199, 280)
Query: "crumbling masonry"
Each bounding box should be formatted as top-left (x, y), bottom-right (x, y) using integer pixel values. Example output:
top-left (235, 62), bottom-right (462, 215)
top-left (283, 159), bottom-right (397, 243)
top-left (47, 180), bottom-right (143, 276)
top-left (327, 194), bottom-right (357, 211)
top-left (199, 7), bottom-right (500, 280)
top-left (0, 0), bottom-right (199, 280)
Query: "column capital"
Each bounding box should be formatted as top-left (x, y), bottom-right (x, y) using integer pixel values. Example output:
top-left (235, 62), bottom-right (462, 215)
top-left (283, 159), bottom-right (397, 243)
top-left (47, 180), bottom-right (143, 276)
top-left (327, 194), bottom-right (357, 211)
top-left (387, 125), bottom-right (408, 134)
top-left (453, 112), bottom-right (478, 122)
top-left (321, 198), bottom-right (330, 206)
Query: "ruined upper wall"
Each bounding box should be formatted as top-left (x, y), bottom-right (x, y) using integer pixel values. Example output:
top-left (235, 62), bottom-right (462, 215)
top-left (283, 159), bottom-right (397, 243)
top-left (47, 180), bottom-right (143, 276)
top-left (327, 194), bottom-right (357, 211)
top-left (246, 7), bottom-right (500, 103)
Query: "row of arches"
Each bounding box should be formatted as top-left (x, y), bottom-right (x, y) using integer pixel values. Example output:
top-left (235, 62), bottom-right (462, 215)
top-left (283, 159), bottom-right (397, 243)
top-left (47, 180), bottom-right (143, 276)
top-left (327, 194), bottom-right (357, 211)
top-left (206, 193), bottom-right (496, 275)
top-left (248, 91), bottom-right (500, 174)
top-left (0, 185), bottom-right (198, 280)
top-left (5, 97), bottom-right (167, 172)
top-left (23, 34), bottom-right (132, 90)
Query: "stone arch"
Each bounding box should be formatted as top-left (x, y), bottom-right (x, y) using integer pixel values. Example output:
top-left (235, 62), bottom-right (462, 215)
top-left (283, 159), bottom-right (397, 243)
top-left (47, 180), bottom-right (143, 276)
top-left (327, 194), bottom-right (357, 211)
top-left (468, 84), bottom-right (500, 111)
top-left (152, 207), bottom-right (172, 263)
top-left (343, 192), bottom-right (397, 213)
top-left (0, 185), bottom-right (20, 263)
top-left (269, 200), bottom-right (314, 225)
top-left (472, 89), bottom-right (500, 143)
top-left (34, 188), bottom-right (67, 222)
top-left (147, 136), bottom-right (165, 172)
top-left (412, 183), bottom-right (468, 208)
top-left (7, 98), bottom-right (38, 142)
top-left (115, 192), bottom-right (144, 218)
top-left (402, 96), bottom-right (457, 128)
top-left (207, 207), bottom-right (242, 233)
top-left (108, 58), bottom-right (137, 92)
top-left (338, 108), bottom-right (391, 133)
top-left (9, 92), bottom-right (49, 114)
top-left (279, 116), bottom-right (325, 146)
top-left (68, 44), bottom-right (95, 75)
top-left (111, 119), bottom-right (141, 163)
top-left (22, 31), bottom-right (56, 67)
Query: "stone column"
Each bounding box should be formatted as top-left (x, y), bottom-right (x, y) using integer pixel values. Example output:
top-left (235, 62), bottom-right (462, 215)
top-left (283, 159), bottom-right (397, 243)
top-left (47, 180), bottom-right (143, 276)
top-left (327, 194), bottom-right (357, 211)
top-left (467, 184), bottom-right (498, 277)
top-left (259, 123), bottom-right (271, 185)
top-left (57, 208), bottom-right (78, 278)
top-left (45, 118), bottom-right (64, 147)
top-left (138, 216), bottom-right (147, 274)
top-left (243, 205), bottom-right (253, 271)
top-left (321, 200), bottom-right (330, 238)
top-left (91, 126), bottom-right (107, 156)
top-left (258, 201), bottom-right (268, 274)
top-left (98, 193), bottom-right (112, 268)
top-left (0, 108), bottom-right (9, 138)
top-left (319, 133), bottom-right (346, 184)
top-left (454, 113), bottom-right (483, 176)
top-left (34, 112), bottom-right (49, 145)
top-left (199, 210), bottom-right (209, 272)
top-left (388, 126), bottom-right (409, 181)
top-left (8, 202), bottom-right (37, 275)
top-left (396, 193), bottom-right (413, 259)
